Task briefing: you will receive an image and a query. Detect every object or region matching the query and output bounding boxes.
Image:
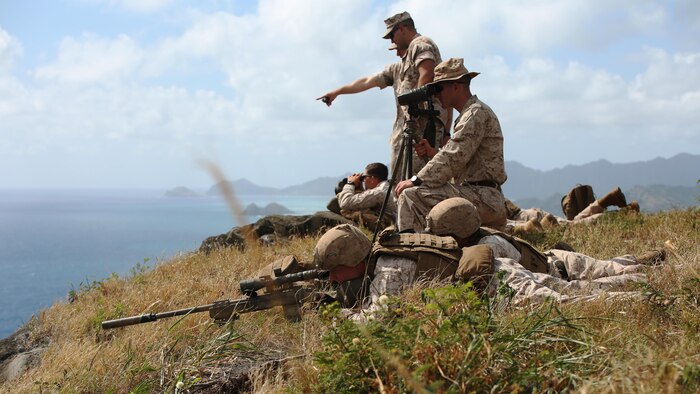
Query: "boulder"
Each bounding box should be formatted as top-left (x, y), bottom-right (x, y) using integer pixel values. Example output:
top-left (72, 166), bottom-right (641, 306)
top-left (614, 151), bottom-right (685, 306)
top-left (0, 325), bottom-right (48, 384)
top-left (198, 211), bottom-right (351, 253)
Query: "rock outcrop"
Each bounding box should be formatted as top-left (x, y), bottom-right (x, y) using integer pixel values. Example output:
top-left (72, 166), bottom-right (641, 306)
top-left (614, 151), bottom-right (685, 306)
top-left (164, 186), bottom-right (200, 197)
top-left (242, 202), bottom-right (293, 216)
top-left (199, 211), bottom-right (351, 252)
top-left (0, 325), bottom-right (48, 384)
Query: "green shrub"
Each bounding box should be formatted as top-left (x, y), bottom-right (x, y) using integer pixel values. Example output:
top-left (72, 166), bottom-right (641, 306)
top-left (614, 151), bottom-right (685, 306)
top-left (313, 284), bottom-right (603, 393)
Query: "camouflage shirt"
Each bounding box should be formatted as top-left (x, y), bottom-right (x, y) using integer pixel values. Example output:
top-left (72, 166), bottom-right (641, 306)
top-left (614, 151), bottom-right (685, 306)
top-left (417, 95), bottom-right (507, 187)
top-left (370, 62), bottom-right (403, 145)
top-left (338, 181), bottom-right (397, 219)
top-left (398, 34), bottom-right (450, 144)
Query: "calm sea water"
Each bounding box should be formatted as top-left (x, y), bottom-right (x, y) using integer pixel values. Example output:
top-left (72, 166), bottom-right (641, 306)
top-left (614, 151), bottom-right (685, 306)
top-left (0, 189), bottom-right (329, 338)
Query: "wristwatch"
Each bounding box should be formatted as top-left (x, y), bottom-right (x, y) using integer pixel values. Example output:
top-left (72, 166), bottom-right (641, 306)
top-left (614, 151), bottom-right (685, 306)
top-left (410, 175), bottom-right (422, 186)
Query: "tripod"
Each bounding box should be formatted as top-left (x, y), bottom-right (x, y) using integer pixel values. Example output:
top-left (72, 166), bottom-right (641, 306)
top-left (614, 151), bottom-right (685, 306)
top-left (353, 108), bottom-right (440, 309)
top-left (370, 102), bottom-right (441, 244)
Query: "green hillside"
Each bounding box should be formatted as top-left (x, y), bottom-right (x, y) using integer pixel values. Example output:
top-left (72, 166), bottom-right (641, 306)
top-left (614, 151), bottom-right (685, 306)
top-left (2, 209), bottom-right (699, 393)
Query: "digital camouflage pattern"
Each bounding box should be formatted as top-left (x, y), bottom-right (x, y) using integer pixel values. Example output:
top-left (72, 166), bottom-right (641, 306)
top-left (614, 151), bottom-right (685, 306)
top-left (479, 234), bottom-right (650, 304)
top-left (397, 94), bottom-right (508, 232)
top-left (425, 197), bottom-right (481, 239)
top-left (394, 34), bottom-right (450, 176)
top-left (370, 62), bottom-right (412, 175)
top-left (398, 182), bottom-right (507, 232)
top-left (417, 95), bottom-right (506, 187)
top-left (337, 181), bottom-right (396, 221)
top-left (313, 224), bottom-right (371, 270)
top-left (545, 249), bottom-right (646, 280)
top-left (426, 57), bottom-right (479, 85)
top-left (369, 255), bottom-right (417, 305)
top-left (382, 11), bottom-right (412, 38)
top-left (490, 258), bottom-right (647, 304)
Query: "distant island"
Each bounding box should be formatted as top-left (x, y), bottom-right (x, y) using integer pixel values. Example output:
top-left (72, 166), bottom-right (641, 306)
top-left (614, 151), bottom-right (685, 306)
top-left (202, 153), bottom-right (699, 213)
top-left (242, 202), bottom-right (293, 216)
top-left (164, 186), bottom-right (201, 198)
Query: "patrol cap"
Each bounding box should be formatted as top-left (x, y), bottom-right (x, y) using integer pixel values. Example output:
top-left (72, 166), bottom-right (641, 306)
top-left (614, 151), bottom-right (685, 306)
top-left (313, 224), bottom-right (371, 270)
top-left (425, 197), bottom-right (481, 239)
top-left (383, 11), bottom-right (412, 39)
top-left (426, 58), bottom-right (480, 87)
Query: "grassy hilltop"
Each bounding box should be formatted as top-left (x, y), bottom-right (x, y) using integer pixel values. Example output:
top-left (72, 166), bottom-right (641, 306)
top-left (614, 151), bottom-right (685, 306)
top-left (3, 208), bottom-right (700, 393)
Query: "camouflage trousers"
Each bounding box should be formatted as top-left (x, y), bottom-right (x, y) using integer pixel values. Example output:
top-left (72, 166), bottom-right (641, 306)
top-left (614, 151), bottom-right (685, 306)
top-left (574, 200), bottom-right (604, 220)
top-left (342, 255), bottom-right (419, 322)
top-left (506, 207), bottom-right (603, 230)
top-left (368, 255), bottom-right (417, 305)
top-left (490, 251), bottom-right (647, 304)
top-left (397, 183), bottom-right (507, 232)
top-left (511, 208), bottom-right (559, 223)
top-left (545, 249), bottom-right (645, 280)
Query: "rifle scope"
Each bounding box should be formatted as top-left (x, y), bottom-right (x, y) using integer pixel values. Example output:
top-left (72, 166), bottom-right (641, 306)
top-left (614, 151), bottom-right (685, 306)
top-left (239, 269), bottom-right (329, 295)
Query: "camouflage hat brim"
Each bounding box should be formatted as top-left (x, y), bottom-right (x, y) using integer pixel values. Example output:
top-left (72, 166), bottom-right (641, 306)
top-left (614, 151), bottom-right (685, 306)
top-left (426, 71), bottom-right (480, 87)
top-left (382, 11), bottom-right (411, 39)
top-left (426, 58), bottom-right (480, 88)
top-left (382, 27), bottom-right (393, 39)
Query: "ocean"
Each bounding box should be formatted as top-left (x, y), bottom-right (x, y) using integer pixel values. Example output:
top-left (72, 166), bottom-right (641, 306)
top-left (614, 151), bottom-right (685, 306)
top-left (0, 189), bottom-right (329, 339)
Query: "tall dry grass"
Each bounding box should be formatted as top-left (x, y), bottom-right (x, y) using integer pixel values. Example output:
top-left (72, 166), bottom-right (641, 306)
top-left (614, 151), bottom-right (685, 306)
top-left (2, 208), bottom-right (699, 393)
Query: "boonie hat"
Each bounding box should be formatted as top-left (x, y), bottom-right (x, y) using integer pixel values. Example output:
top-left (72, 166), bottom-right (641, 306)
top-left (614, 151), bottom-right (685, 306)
top-left (427, 58), bottom-right (480, 86)
top-left (382, 11), bottom-right (412, 39)
top-left (426, 197), bottom-right (481, 239)
top-left (313, 224), bottom-right (371, 270)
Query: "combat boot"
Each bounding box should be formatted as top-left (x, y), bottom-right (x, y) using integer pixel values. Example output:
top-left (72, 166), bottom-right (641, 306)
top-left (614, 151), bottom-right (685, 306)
top-left (626, 200), bottom-right (640, 213)
top-left (635, 249), bottom-right (666, 266)
top-left (597, 187), bottom-right (627, 209)
top-left (512, 218), bottom-right (543, 235)
top-left (550, 241), bottom-right (575, 252)
top-left (541, 213), bottom-right (560, 228)
top-left (504, 198), bottom-right (521, 219)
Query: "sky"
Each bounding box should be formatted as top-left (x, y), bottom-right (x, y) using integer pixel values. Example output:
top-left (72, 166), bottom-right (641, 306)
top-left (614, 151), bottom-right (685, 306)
top-left (1, 0), bottom-right (699, 189)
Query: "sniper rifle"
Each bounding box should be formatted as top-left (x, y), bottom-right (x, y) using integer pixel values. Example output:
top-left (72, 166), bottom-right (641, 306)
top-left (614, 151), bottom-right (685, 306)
top-left (101, 269), bottom-right (330, 330)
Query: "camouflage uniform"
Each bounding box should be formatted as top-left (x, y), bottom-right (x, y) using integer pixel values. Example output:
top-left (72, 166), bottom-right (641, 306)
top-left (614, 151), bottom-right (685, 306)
top-left (369, 255), bottom-right (417, 305)
top-left (505, 207), bottom-right (603, 232)
top-left (370, 62), bottom-right (408, 176)
top-left (391, 34), bottom-right (450, 177)
top-left (397, 95), bottom-right (508, 231)
top-left (479, 234), bottom-right (648, 304)
top-left (337, 181), bottom-right (397, 222)
top-left (491, 258), bottom-right (646, 304)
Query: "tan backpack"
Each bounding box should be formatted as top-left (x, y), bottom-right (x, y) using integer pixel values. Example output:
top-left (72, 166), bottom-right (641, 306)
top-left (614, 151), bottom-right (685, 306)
top-left (476, 227), bottom-right (549, 274)
top-left (561, 184), bottom-right (595, 220)
top-left (370, 232), bottom-right (461, 281)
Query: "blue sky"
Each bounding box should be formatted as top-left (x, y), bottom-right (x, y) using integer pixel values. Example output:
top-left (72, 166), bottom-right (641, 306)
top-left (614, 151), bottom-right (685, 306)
top-left (1, 0), bottom-right (699, 189)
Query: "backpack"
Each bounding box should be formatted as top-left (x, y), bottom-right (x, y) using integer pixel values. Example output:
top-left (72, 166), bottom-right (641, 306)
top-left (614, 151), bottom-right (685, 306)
top-left (370, 232), bottom-right (461, 281)
top-left (475, 227), bottom-right (549, 274)
top-left (561, 184), bottom-right (595, 220)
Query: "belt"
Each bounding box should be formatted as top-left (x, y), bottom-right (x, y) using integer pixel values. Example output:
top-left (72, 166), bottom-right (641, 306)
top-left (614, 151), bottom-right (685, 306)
top-left (462, 180), bottom-right (500, 189)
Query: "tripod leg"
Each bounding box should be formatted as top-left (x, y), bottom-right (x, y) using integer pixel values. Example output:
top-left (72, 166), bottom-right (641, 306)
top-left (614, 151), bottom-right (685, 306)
top-left (359, 136), bottom-right (408, 306)
top-left (370, 135), bottom-right (406, 244)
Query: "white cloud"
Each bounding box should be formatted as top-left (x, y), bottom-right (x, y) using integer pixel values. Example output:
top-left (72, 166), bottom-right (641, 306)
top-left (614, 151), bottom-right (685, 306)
top-left (0, 28), bottom-right (23, 74)
top-left (75, 0), bottom-right (176, 13)
top-left (2, 0), bottom-right (700, 187)
top-left (676, 0), bottom-right (700, 31)
top-left (33, 34), bottom-right (142, 84)
top-left (114, 0), bottom-right (175, 13)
